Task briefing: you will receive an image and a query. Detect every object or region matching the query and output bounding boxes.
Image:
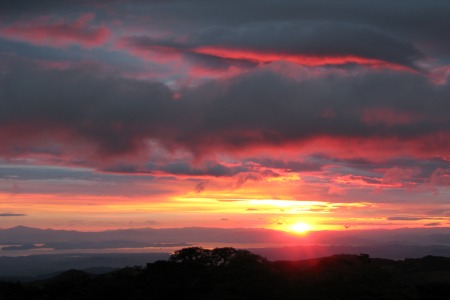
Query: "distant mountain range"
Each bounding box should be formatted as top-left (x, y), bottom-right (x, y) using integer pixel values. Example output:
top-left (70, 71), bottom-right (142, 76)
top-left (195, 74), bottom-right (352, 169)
top-left (1, 225), bottom-right (450, 249)
top-left (0, 226), bottom-right (300, 250)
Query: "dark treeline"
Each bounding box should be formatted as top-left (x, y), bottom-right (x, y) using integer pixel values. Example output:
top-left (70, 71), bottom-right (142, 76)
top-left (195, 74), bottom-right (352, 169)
top-left (1, 247), bottom-right (450, 299)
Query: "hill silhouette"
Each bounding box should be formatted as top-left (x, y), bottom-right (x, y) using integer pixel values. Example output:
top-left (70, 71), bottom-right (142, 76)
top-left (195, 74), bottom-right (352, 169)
top-left (1, 247), bottom-right (450, 299)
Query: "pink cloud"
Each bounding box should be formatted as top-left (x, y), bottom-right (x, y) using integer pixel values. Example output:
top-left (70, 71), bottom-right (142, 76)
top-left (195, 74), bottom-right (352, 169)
top-left (429, 65), bottom-right (450, 85)
top-left (328, 186), bottom-right (347, 195)
top-left (382, 166), bottom-right (421, 183)
top-left (0, 13), bottom-right (110, 48)
top-left (116, 38), bottom-right (251, 84)
top-left (430, 168), bottom-right (450, 186)
top-left (116, 37), bottom-right (185, 63)
top-left (229, 134), bottom-right (449, 164)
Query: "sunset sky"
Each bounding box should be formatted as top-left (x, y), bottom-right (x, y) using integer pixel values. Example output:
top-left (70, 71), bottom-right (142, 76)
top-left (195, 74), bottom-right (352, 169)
top-left (0, 0), bottom-right (449, 232)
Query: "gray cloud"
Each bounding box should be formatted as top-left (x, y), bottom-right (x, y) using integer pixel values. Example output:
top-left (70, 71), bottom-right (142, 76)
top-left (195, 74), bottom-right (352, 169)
top-left (116, 0), bottom-right (450, 56)
top-left (248, 158), bottom-right (323, 173)
top-left (0, 165), bottom-right (93, 180)
top-left (124, 20), bottom-right (422, 70)
top-left (3, 1), bottom-right (450, 59)
top-left (0, 213), bottom-right (26, 217)
top-left (198, 21), bottom-right (422, 67)
top-left (0, 1), bottom-right (449, 181)
top-left (0, 56), bottom-right (449, 163)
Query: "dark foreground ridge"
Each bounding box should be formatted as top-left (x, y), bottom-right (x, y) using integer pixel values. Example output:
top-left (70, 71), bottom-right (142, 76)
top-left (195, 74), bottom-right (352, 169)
top-left (1, 247), bottom-right (450, 300)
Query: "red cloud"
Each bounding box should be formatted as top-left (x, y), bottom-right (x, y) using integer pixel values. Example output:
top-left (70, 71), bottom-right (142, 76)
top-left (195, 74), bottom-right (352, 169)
top-left (0, 13), bottom-right (110, 48)
top-left (192, 46), bottom-right (414, 71)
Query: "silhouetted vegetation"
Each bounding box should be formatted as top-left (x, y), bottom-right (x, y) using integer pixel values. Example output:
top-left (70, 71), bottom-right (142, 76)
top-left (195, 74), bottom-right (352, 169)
top-left (1, 247), bottom-right (450, 299)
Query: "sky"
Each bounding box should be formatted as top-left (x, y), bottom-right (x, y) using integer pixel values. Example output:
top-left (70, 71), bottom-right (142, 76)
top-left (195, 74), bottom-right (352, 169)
top-left (0, 0), bottom-right (449, 232)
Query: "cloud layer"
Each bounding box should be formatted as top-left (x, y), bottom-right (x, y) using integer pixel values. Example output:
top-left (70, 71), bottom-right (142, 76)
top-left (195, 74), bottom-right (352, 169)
top-left (0, 0), bottom-right (449, 230)
top-left (1, 59), bottom-right (448, 160)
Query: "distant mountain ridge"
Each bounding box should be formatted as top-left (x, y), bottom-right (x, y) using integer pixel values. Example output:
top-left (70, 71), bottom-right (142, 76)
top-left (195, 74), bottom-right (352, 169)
top-left (0, 225), bottom-right (300, 245)
top-left (2, 225), bottom-right (450, 246)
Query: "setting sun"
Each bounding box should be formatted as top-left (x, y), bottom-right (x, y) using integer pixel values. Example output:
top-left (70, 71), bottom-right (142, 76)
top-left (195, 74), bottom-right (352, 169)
top-left (290, 222), bottom-right (312, 234)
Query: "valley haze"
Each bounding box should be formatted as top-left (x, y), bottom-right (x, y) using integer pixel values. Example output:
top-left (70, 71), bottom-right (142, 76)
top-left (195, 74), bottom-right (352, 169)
top-left (1, 226), bottom-right (450, 278)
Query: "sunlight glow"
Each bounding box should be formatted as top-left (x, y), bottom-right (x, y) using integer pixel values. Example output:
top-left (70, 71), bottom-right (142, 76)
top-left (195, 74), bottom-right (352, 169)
top-left (290, 222), bottom-right (312, 234)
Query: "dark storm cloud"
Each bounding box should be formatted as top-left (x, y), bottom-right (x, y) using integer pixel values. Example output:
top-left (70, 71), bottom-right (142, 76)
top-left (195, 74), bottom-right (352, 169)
top-left (0, 56), bottom-right (449, 162)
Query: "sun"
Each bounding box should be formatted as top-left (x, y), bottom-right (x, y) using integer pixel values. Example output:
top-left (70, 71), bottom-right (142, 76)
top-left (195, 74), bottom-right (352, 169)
top-left (290, 222), bottom-right (312, 234)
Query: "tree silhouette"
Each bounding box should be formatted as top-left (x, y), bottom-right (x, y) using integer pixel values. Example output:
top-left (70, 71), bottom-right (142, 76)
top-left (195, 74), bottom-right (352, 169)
top-left (2, 248), bottom-right (450, 299)
top-left (169, 247), bottom-right (210, 265)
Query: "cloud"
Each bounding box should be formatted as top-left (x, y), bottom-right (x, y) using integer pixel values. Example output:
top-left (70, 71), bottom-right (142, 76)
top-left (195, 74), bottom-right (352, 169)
top-left (0, 213), bottom-right (26, 217)
top-left (430, 168), bottom-right (450, 186)
top-left (424, 222), bottom-right (441, 227)
top-left (0, 13), bottom-right (110, 48)
top-left (194, 22), bottom-right (421, 69)
top-left (0, 57), bottom-right (449, 165)
top-left (158, 161), bottom-right (246, 177)
top-left (3, 1), bottom-right (450, 53)
top-left (0, 0), bottom-right (448, 231)
top-left (362, 108), bottom-right (421, 127)
top-left (121, 20), bottom-right (421, 72)
top-left (0, 165), bottom-right (94, 180)
top-left (328, 186), bottom-right (346, 195)
top-left (382, 167), bottom-right (422, 184)
top-left (0, 1), bottom-right (84, 13)
top-left (107, 1), bottom-right (450, 58)
top-left (195, 180), bottom-right (208, 193)
top-left (386, 217), bottom-right (423, 221)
